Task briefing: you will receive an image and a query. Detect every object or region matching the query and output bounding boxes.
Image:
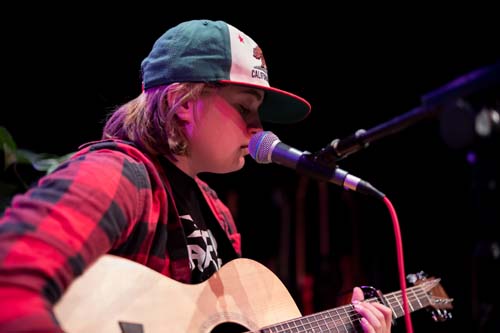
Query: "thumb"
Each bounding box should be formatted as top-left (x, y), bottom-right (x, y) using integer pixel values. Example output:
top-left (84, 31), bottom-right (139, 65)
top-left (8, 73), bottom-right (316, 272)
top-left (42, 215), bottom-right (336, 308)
top-left (351, 286), bottom-right (365, 303)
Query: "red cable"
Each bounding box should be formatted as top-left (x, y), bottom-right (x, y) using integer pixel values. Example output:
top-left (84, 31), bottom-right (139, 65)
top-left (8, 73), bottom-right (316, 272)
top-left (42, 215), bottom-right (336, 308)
top-left (383, 195), bottom-right (413, 333)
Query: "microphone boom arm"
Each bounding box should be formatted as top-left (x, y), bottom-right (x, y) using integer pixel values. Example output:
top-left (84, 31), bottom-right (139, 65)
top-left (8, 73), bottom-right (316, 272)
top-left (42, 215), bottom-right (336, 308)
top-left (322, 61), bottom-right (500, 162)
top-left (325, 105), bottom-right (438, 161)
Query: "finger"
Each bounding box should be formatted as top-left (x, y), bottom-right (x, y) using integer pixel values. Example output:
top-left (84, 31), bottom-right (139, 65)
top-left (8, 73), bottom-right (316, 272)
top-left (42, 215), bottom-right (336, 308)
top-left (353, 302), bottom-right (384, 332)
top-left (351, 286), bottom-right (365, 302)
top-left (359, 317), bottom-right (375, 333)
top-left (371, 302), bottom-right (394, 328)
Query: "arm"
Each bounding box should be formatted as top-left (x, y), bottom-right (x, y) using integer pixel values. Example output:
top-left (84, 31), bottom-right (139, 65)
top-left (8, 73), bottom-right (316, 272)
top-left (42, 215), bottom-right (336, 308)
top-left (0, 149), bottom-right (149, 332)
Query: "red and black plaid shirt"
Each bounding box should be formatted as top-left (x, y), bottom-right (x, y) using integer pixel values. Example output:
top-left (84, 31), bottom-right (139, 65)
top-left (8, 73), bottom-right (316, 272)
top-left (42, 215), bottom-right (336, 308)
top-left (0, 139), bottom-right (241, 332)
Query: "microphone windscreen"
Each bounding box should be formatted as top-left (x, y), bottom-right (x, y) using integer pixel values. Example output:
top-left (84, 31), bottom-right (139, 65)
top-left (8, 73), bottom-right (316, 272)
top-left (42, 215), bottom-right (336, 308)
top-left (248, 131), bottom-right (279, 163)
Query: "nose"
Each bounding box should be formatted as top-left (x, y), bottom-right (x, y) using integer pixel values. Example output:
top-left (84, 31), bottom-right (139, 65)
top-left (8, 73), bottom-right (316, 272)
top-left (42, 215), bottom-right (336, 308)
top-left (248, 126), bottom-right (262, 137)
top-left (246, 113), bottom-right (263, 137)
top-left (247, 117), bottom-right (263, 136)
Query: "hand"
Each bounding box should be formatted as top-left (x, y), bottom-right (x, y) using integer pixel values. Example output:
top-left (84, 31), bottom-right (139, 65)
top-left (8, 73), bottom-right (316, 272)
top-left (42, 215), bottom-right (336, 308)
top-left (351, 287), bottom-right (393, 333)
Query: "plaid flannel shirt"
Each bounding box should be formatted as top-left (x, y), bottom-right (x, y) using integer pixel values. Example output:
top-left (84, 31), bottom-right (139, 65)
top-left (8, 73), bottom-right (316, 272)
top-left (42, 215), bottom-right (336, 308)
top-left (0, 139), bottom-right (241, 332)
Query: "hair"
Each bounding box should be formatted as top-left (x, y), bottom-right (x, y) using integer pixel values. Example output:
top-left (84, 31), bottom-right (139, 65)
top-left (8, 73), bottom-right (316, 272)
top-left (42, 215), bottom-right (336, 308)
top-left (103, 82), bottom-right (216, 159)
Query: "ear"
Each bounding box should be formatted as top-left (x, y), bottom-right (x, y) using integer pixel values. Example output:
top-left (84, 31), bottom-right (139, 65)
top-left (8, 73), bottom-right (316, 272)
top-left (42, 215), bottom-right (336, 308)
top-left (166, 89), bottom-right (193, 123)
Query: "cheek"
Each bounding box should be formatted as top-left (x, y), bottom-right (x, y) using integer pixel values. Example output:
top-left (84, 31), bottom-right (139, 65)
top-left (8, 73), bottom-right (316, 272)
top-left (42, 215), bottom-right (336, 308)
top-left (201, 110), bottom-right (245, 143)
top-left (212, 123), bottom-right (245, 153)
top-left (191, 114), bottom-right (227, 155)
top-left (213, 135), bottom-right (235, 150)
top-left (192, 97), bottom-right (248, 152)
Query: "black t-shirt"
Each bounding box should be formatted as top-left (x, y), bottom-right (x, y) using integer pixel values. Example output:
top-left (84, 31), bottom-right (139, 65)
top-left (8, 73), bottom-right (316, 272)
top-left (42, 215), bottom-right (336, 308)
top-left (161, 158), bottom-right (236, 283)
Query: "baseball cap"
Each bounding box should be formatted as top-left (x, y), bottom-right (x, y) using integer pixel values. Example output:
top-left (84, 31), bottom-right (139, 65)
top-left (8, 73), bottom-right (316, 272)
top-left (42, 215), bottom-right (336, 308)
top-left (141, 19), bottom-right (311, 124)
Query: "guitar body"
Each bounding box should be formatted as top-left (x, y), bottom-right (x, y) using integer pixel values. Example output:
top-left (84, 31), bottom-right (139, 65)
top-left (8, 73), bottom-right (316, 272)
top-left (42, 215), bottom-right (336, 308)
top-left (54, 255), bottom-right (301, 333)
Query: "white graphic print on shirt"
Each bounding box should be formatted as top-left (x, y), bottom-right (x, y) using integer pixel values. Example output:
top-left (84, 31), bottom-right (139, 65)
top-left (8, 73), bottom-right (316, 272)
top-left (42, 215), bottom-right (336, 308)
top-left (179, 214), bottom-right (222, 274)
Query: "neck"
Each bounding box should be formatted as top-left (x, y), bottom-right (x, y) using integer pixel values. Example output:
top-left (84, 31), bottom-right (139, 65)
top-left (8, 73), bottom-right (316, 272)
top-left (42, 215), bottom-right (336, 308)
top-left (169, 155), bottom-right (197, 179)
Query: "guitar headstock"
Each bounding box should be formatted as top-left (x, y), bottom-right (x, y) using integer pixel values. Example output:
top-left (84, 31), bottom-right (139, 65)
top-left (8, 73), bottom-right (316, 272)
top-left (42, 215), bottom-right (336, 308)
top-left (407, 271), bottom-right (453, 322)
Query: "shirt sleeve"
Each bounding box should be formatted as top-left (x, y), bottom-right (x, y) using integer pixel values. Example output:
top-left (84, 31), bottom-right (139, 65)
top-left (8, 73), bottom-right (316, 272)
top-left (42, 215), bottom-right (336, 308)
top-left (0, 148), bottom-right (150, 332)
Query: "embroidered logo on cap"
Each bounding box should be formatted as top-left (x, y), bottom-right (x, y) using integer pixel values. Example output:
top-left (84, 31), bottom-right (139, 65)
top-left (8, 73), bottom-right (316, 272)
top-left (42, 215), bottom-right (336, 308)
top-left (252, 46), bottom-right (268, 81)
top-left (253, 46), bottom-right (267, 69)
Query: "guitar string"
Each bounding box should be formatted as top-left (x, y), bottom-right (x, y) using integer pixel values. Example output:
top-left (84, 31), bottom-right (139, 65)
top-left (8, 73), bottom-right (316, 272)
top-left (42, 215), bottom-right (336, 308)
top-left (263, 306), bottom-right (361, 333)
top-left (259, 282), bottom-right (440, 333)
top-left (263, 286), bottom-right (433, 332)
top-left (265, 296), bottom-right (423, 333)
top-left (322, 285), bottom-right (430, 317)
top-left (268, 291), bottom-right (431, 333)
top-left (260, 302), bottom-right (361, 333)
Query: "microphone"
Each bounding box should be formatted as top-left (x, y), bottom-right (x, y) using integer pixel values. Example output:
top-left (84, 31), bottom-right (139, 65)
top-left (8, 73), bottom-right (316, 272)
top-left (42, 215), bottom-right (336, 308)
top-left (249, 131), bottom-right (385, 199)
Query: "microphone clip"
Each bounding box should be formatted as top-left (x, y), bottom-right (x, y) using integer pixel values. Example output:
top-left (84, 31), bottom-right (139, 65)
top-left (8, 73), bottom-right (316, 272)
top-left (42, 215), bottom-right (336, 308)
top-left (315, 129), bottom-right (369, 166)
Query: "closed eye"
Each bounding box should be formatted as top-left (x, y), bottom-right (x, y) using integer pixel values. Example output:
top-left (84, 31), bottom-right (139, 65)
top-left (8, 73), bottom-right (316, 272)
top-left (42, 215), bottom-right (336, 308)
top-left (237, 104), bottom-right (251, 118)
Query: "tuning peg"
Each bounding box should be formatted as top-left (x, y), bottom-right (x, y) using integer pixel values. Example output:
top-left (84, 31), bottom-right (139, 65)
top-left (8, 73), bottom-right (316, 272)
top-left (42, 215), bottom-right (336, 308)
top-left (407, 271), bottom-right (427, 284)
top-left (433, 297), bottom-right (454, 305)
top-left (431, 308), bottom-right (453, 322)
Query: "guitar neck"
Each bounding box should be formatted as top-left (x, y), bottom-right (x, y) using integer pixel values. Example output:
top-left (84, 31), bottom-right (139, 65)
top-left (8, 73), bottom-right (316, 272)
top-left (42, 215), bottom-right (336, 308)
top-left (256, 284), bottom-right (430, 333)
top-left (383, 284), bottom-right (432, 318)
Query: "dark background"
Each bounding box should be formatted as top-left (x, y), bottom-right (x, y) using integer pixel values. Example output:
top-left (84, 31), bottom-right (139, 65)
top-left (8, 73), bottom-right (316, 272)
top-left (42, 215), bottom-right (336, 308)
top-left (2, 5), bottom-right (499, 333)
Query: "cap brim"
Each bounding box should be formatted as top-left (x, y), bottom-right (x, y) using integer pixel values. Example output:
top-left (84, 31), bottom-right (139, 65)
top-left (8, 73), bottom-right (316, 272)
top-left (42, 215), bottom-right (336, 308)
top-left (219, 80), bottom-right (311, 124)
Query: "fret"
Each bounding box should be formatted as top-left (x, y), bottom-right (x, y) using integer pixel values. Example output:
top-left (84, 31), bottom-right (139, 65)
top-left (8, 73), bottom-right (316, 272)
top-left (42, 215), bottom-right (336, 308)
top-left (282, 321), bottom-right (294, 333)
top-left (323, 311), bottom-right (340, 333)
top-left (289, 322), bottom-right (297, 330)
top-left (406, 292), bottom-right (415, 312)
top-left (261, 282), bottom-right (438, 333)
top-left (304, 316), bottom-right (317, 332)
top-left (308, 312), bottom-right (332, 333)
top-left (416, 287), bottom-right (431, 308)
top-left (384, 284), bottom-right (434, 320)
top-left (409, 288), bottom-right (421, 311)
top-left (334, 307), bottom-right (348, 331)
top-left (328, 311), bottom-right (340, 333)
top-left (386, 292), bottom-right (404, 317)
top-left (287, 320), bottom-right (297, 331)
top-left (342, 306), bottom-right (355, 332)
top-left (330, 308), bottom-right (345, 331)
top-left (392, 291), bottom-right (403, 316)
top-left (325, 308), bottom-right (341, 332)
top-left (384, 293), bottom-right (398, 319)
top-left (317, 313), bottom-right (327, 332)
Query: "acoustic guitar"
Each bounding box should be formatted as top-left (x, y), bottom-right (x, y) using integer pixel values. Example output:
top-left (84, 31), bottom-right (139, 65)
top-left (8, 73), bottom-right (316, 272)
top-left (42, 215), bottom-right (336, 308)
top-left (54, 255), bottom-right (452, 333)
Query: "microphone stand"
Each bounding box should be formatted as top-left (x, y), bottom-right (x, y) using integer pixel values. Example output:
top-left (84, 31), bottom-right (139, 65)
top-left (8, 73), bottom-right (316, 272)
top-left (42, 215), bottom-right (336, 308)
top-left (318, 61), bottom-right (500, 162)
top-left (309, 62), bottom-right (499, 333)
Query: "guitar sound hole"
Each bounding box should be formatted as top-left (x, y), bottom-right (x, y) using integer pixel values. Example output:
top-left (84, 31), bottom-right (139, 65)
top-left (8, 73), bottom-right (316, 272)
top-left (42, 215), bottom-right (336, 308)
top-left (211, 322), bottom-right (248, 333)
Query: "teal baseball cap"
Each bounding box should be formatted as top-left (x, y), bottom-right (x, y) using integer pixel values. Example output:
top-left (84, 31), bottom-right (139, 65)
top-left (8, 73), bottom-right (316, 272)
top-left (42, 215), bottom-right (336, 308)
top-left (141, 19), bottom-right (311, 124)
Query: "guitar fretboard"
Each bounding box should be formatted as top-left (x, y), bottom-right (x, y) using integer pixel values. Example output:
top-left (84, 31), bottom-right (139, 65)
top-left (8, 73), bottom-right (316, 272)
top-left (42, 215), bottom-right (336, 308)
top-left (257, 283), bottom-right (432, 333)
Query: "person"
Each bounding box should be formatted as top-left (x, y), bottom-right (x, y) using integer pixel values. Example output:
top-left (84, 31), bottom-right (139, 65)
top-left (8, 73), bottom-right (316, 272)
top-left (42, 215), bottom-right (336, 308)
top-left (0, 19), bottom-right (393, 332)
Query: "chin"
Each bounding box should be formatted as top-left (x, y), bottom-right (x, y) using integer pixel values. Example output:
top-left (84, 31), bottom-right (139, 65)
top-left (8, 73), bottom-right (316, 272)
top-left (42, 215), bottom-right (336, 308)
top-left (209, 159), bottom-right (245, 174)
top-left (226, 158), bottom-right (246, 173)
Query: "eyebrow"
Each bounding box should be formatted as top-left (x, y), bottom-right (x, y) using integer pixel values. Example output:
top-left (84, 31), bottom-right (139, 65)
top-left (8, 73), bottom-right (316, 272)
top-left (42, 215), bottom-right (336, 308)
top-left (241, 88), bottom-right (264, 102)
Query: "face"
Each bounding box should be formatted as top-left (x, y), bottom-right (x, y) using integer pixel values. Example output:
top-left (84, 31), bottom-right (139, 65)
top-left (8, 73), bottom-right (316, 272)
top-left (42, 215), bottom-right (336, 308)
top-left (186, 84), bottom-right (264, 174)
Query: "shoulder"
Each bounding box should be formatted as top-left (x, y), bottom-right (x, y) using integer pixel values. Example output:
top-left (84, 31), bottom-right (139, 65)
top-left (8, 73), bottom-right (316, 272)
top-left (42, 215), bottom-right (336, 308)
top-left (71, 139), bottom-right (158, 166)
top-left (52, 139), bottom-right (158, 189)
top-left (76, 139), bottom-right (150, 161)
